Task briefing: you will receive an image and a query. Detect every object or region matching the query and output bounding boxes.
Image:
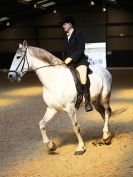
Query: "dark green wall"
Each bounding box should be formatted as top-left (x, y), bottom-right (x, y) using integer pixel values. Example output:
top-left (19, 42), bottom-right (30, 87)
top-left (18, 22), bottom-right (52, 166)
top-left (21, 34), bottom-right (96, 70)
top-left (0, 3), bottom-right (133, 68)
top-left (106, 6), bottom-right (133, 67)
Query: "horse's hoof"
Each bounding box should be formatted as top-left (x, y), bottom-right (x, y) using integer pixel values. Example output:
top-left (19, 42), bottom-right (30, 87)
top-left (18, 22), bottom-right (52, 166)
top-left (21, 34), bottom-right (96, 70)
top-left (92, 139), bottom-right (104, 146)
top-left (103, 135), bottom-right (112, 145)
top-left (47, 141), bottom-right (57, 151)
top-left (74, 149), bottom-right (86, 155)
top-left (48, 151), bottom-right (58, 155)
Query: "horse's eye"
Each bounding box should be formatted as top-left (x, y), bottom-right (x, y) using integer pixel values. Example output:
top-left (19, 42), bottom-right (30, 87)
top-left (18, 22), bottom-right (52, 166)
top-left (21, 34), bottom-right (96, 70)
top-left (16, 56), bottom-right (21, 59)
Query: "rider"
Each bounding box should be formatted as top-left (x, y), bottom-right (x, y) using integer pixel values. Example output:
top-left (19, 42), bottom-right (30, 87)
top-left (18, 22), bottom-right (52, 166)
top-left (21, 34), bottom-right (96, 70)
top-left (60, 16), bottom-right (93, 112)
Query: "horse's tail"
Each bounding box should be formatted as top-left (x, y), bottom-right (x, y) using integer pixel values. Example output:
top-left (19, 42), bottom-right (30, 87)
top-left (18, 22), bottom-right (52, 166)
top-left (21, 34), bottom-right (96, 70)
top-left (111, 107), bottom-right (127, 117)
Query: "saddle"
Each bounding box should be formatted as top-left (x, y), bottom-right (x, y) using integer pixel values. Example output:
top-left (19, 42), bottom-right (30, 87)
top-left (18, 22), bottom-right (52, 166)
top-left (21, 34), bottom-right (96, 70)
top-left (68, 66), bottom-right (92, 109)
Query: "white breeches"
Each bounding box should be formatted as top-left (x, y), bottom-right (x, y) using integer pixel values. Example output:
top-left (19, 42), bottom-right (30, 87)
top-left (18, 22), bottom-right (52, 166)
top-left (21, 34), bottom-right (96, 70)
top-left (76, 65), bottom-right (87, 84)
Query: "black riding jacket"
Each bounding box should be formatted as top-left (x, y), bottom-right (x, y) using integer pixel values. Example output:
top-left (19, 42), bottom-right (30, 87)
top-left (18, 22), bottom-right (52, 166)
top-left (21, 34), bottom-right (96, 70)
top-left (63, 29), bottom-right (89, 67)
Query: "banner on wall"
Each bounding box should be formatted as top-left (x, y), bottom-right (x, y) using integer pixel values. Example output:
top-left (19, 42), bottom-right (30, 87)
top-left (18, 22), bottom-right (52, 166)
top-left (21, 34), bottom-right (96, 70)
top-left (85, 43), bottom-right (106, 68)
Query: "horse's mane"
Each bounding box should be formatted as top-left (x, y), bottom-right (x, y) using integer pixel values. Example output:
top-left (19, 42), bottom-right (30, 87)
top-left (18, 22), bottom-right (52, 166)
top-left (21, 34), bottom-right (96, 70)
top-left (28, 46), bottom-right (64, 65)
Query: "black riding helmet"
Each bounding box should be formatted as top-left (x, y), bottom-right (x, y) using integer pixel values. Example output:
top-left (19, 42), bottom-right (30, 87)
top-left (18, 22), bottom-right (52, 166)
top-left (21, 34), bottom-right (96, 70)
top-left (60, 16), bottom-right (76, 27)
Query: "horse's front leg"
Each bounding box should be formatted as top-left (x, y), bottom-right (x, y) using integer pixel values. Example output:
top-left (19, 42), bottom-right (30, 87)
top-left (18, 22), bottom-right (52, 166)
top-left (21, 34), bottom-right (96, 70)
top-left (67, 106), bottom-right (85, 155)
top-left (39, 107), bottom-right (57, 151)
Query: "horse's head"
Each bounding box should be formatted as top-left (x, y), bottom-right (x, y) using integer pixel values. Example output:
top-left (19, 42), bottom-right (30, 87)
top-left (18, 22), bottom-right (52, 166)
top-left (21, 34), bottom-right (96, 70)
top-left (8, 40), bottom-right (29, 81)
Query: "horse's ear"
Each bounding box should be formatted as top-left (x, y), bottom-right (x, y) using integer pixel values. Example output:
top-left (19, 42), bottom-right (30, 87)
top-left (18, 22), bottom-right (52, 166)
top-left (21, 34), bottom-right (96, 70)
top-left (19, 44), bottom-right (23, 48)
top-left (23, 40), bottom-right (27, 48)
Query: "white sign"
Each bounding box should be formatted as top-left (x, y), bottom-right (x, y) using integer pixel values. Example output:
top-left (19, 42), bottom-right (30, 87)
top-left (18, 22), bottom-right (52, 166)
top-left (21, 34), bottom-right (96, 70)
top-left (85, 43), bottom-right (106, 68)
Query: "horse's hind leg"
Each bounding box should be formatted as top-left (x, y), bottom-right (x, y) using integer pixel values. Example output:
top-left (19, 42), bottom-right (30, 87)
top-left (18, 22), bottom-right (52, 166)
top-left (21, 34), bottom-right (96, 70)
top-left (93, 97), bottom-right (112, 144)
top-left (67, 106), bottom-right (85, 155)
top-left (101, 95), bottom-right (112, 144)
top-left (39, 107), bottom-right (58, 151)
top-left (93, 98), bottom-right (105, 119)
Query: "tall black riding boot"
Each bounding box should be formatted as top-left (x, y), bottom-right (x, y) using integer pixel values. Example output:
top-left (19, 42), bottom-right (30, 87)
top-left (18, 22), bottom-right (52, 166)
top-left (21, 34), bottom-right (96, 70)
top-left (82, 81), bottom-right (93, 112)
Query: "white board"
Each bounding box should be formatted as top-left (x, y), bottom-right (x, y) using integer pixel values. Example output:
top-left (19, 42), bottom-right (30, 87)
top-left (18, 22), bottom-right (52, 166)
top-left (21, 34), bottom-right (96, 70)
top-left (85, 43), bottom-right (106, 68)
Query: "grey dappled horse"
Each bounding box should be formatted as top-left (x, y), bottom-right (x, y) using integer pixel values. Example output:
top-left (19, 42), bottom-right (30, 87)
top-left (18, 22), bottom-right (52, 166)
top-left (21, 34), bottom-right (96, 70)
top-left (8, 40), bottom-right (112, 155)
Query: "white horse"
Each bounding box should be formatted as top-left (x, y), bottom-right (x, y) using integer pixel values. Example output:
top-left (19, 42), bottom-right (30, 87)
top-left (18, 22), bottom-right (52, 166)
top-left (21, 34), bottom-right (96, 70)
top-left (8, 40), bottom-right (112, 155)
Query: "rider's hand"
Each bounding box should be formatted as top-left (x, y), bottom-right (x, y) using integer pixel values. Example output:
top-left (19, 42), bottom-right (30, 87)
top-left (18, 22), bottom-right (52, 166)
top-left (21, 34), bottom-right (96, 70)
top-left (64, 57), bottom-right (72, 64)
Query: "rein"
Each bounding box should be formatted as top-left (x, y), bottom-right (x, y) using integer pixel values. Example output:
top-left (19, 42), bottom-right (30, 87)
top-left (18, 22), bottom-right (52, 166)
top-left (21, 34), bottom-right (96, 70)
top-left (32, 63), bottom-right (66, 72)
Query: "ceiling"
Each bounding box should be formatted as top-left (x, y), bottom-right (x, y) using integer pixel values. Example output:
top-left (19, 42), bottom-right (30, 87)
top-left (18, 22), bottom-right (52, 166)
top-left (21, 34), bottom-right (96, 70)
top-left (0, 0), bottom-right (133, 30)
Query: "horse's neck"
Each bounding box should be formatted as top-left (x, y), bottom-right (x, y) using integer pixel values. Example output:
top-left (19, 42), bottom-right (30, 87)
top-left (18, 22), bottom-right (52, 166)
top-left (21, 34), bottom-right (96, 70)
top-left (27, 49), bottom-right (73, 91)
top-left (29, 56), bottom-right (65, 89)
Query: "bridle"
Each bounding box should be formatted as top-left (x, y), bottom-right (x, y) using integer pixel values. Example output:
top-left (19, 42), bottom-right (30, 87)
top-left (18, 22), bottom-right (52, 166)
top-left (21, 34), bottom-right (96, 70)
top-left (8, 48), bottom-right (29, 79)
top-left (9, 47), bottom-right (66, 79)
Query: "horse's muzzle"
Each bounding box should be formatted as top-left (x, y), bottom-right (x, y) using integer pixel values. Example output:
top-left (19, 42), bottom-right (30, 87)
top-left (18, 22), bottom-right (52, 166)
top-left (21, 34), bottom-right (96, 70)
top-left (8, 71), bottom-right (21, 81)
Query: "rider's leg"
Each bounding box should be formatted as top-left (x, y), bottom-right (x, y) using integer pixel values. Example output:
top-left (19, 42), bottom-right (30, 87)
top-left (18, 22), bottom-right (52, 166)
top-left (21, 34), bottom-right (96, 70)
top-left (76, 65), bottom-right (93, 112)
top-left (82, 79), bottom-right (93, 112)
